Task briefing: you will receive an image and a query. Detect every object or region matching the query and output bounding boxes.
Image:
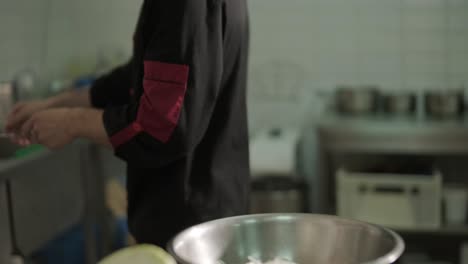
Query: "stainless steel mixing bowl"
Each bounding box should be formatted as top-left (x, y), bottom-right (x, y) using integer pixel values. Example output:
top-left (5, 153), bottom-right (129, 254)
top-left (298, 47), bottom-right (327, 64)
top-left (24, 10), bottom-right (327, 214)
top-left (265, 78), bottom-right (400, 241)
top-left (168, 214), bottom-right (404, 264)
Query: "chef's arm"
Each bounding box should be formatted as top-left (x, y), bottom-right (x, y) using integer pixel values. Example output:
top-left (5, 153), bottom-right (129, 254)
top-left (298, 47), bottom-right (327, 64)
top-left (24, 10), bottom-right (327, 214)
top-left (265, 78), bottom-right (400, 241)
top-left (45, 89), bottom-right (92, 108)
top-left (98, 1), bottom-right (224, 167)
top-left (69, 108), bottom-right (112, 147)
top-left (6, 60), bottom-right (133, 133)
top-left (45, 59), bottom-right (133, 109)
top-left (6, 89), bottom-right (92, 134)
top-left (89, 60), bottom-right (133, 108)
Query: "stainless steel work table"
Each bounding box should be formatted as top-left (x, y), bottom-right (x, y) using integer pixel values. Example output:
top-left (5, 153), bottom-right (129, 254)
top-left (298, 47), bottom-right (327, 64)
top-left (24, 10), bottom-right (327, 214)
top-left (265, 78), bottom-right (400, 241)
top-left (0, 142), bottom-right (125, 264)
top-left (313, 114), bottom-right (468, 213)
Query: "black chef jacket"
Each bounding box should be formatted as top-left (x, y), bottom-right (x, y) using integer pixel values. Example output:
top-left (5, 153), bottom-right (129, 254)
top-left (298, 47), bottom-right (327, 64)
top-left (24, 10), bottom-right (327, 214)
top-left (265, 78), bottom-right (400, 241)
top-left (89, 0), bottom-right (250, 247)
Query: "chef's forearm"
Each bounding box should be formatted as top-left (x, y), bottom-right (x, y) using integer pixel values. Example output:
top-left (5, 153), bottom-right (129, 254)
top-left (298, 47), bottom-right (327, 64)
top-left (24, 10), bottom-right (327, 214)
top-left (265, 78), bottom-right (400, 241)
top-left (69, 108), bottom-right (112, 148)
top-left (46, 89), bottom-right (91, 108)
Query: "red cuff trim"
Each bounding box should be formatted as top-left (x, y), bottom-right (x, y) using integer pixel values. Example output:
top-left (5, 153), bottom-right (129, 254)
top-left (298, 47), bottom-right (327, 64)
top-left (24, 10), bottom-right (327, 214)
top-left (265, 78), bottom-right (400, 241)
top-left (112, 61), bottom-right (189, 147)
top-left (144, 61), bottom-right (189, 85)
top-left (137, 80), bottom-right (187, 143)
top-left (135, 60), bottom-right (190, 144)
top-left (109, 122), bottom-right (143, 148)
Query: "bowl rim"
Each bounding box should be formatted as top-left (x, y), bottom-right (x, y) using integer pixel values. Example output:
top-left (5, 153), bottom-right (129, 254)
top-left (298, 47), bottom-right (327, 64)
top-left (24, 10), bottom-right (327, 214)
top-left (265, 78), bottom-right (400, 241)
top-left (167, 213), bottom-right (405, 264)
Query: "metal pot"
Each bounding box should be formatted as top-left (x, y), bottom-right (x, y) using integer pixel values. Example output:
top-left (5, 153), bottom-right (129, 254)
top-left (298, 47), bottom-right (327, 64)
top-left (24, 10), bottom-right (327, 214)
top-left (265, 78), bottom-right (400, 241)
top-left (382, 92), bottom-right (417, 115)
top-left (250, 176), bottom-right (307, 214)
top-left (425, 90), bottom-right (464, 118)
top-left (169, 214), bottom-right (405, 264)
top-left (336, 86), bottom-right (380, 115)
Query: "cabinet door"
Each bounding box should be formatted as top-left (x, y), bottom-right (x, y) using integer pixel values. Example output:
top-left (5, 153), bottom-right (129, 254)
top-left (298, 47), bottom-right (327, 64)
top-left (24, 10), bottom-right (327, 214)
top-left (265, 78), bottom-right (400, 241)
top-left (0, 182), bottom-right (12, 263)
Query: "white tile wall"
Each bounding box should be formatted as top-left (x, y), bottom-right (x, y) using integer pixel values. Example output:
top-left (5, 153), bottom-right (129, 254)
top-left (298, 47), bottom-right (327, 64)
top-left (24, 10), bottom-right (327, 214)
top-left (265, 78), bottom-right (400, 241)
top-left (405, 33), bottom-right (446, 52)
top-left (0, 0), bottom-right (48, 81)
top-left (404, 0), bottom-right (446, 9)
top-left (449, 52), bottom-right (468, 74)
top-left (449, 15), bottom-right (468, 33)
top-left (0, 0), bottom-right (141, 83)
top-left (248, 0), bottom-right (468, 128)
top-left (44, 0), bottom-right (141, 78)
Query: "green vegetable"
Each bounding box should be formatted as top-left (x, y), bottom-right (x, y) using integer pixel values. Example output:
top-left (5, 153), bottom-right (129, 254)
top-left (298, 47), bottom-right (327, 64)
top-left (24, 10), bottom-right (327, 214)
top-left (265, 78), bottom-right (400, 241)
top-left (14, 145), bottom-right (44, 158)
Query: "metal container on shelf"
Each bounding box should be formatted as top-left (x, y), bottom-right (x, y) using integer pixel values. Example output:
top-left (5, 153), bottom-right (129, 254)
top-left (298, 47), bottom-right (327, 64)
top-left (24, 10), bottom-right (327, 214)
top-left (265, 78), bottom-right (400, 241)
top-left (169, 214), bottom-right (405, 264)
top-left (335, 85), bottom-right (380, 115)
top-left (425, 89), bottom-right (465, 118)
top-left (250, 176), bottom-right (307, 214)
top-left (382, 92), bottom-right (417, 115)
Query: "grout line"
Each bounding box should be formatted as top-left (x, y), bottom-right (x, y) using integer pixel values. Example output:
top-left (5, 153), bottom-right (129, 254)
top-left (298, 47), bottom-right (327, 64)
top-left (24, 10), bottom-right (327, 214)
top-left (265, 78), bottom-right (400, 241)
top-left (400, 0), bottom-right (406, 91)
top-left (444, 0), bottom-right (450, 88)
top-left (39, 0), bottom-right (53, 82)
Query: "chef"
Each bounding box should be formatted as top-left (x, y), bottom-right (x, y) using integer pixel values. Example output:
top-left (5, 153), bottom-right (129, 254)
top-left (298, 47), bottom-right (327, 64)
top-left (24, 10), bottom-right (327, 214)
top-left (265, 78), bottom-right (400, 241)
top-left (6, 0), bottom-right (250, 247)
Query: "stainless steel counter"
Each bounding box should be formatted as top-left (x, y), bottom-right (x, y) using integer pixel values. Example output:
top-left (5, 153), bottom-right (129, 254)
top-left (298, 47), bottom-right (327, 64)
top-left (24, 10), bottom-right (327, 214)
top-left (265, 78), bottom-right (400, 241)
top-left (0, 141), bottom-right (122, 263)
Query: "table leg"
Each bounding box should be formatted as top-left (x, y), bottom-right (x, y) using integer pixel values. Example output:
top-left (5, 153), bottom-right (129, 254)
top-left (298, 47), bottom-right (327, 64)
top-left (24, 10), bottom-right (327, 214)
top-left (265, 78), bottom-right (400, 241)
top-left (315, 140), bottom-right (333, 214)
top-left (0, 182), bottom-right (12, 263)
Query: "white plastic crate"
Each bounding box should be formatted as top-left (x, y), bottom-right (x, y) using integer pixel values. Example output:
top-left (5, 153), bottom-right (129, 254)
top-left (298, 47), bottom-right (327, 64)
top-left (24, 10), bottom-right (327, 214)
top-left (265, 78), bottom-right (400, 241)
top-left (336, 168), bottom-right (442, 230)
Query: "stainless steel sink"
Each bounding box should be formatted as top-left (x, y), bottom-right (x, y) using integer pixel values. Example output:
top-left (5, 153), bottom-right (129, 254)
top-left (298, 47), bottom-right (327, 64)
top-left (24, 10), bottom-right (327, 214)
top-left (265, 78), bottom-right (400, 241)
top-left (0, 138), bottom-right (21, 159)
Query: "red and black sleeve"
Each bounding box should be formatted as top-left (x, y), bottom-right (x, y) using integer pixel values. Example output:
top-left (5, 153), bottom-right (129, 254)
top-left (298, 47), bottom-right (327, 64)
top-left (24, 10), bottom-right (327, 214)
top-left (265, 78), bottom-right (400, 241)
top-left (89, 59), bottom-right (133, 108)
top-left (101, 0), bottom-right (224, 168)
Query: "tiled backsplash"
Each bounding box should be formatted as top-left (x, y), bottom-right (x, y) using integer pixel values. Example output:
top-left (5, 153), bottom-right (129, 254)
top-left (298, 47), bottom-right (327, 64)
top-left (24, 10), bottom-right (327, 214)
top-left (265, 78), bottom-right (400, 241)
top-left (249, 0), bottom-right (468, 91)
top-left (247, 0), bottom-right (468, 129)
top-left (0, 0), bottom-right (141, 83)
top-left (0, 0), bottom-right (48, 82)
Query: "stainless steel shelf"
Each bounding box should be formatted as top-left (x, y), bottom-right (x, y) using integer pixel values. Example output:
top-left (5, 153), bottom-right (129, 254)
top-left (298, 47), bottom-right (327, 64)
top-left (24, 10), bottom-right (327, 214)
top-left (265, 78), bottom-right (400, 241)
top-left (318, 114), bottom-right (468, 155)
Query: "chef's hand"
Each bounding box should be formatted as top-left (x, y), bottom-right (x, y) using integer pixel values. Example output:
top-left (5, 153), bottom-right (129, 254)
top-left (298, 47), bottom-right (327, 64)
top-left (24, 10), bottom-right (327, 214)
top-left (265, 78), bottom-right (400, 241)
top-left (5, 89), bottom-right (91, 137)
top-left (20, 108), bottom-right (76, 150)
top-left (5, 100), bottom-right (52, 134)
